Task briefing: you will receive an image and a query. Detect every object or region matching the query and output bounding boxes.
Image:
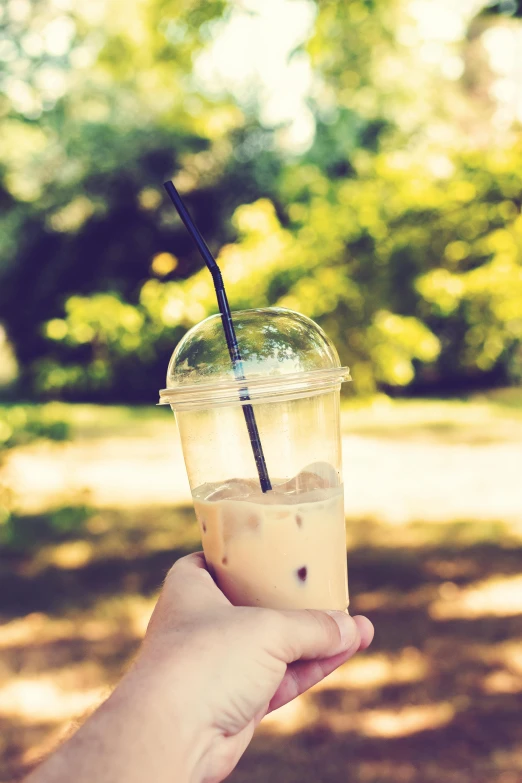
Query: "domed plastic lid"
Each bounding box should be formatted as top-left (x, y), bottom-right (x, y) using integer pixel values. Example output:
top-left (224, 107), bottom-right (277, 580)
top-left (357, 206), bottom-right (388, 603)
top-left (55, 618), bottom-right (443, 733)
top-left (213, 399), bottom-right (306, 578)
top-left (158, 307), bottom-right (350, 410)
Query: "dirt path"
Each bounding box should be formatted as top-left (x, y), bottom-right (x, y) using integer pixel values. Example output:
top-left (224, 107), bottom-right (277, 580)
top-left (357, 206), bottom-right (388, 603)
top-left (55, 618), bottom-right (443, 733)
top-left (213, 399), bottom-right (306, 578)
top-left (5, 428), bottom-right (522, 526)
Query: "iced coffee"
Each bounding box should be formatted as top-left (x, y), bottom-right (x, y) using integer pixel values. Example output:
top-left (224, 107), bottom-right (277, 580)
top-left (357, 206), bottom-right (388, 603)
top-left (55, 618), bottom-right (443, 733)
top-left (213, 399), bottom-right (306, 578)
top-left (193, 462), bottom-right (348, 610)
top-left (159, 307), bottom-right (351, 611)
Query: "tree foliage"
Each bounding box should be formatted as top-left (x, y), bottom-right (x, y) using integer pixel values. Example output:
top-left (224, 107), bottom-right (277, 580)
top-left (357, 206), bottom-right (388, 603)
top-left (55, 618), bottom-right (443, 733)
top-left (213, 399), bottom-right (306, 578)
top-left (0, 0), bottom-right (521, 400)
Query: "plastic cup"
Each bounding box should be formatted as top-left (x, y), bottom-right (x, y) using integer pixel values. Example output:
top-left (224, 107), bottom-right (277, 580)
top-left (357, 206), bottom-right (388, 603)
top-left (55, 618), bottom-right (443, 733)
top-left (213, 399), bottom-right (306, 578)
top-left (159, 307), bottom-right (350, 611)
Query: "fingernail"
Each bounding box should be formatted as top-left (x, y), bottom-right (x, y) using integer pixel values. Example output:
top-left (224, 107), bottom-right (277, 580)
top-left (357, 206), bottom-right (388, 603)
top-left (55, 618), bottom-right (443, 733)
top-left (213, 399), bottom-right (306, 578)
top-left (325, 610), bottom-right (358, 649)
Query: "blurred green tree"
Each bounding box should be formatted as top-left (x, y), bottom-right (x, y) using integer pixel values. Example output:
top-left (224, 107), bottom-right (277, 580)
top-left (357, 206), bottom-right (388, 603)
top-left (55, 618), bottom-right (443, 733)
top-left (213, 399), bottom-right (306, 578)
top-left (0, 0), bottom-right (283, 398)
top-left (0, 0), bottom-right (521, 400)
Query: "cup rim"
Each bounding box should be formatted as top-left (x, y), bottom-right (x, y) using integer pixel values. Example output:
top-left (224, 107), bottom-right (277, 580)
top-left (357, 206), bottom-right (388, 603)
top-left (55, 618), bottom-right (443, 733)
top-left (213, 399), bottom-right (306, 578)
top-left (158, 366), bottom-right (351, 410)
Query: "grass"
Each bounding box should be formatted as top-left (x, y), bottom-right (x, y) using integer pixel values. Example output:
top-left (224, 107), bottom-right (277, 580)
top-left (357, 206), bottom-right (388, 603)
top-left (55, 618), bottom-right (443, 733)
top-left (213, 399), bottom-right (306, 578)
top-left (4, 387), bottom-right (522, 441)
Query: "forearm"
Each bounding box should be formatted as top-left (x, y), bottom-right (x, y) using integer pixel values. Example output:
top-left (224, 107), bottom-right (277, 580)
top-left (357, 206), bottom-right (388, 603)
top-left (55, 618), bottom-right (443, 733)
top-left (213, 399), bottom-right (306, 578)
top-left (26, 662), bottom-right (211, 783)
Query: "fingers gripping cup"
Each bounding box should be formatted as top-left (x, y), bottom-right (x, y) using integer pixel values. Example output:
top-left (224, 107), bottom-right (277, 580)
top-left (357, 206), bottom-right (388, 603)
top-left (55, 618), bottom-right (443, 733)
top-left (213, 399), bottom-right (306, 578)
top-left (159, 307), bottom-right (351, 611)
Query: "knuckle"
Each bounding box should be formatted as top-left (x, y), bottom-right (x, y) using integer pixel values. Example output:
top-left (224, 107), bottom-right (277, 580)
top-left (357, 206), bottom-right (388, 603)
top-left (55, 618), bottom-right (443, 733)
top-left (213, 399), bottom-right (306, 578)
top-left (306, 609), bottom-right (338, 643)
top-left (163, 563), bottom-right (181, 591)
top-left (303, 608), bottom-right (324, 630)
top-left (165, 556), bottom-right (184, 580)
top-left (164, 552), bottom-right (199, 585)
top-left (260, 608), bottom-right (286, 638)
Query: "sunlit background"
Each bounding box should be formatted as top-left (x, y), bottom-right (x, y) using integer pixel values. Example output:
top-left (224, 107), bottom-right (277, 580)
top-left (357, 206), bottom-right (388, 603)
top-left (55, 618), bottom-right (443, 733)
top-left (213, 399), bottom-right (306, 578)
top-left (1, 0), bottom-right (522, 781)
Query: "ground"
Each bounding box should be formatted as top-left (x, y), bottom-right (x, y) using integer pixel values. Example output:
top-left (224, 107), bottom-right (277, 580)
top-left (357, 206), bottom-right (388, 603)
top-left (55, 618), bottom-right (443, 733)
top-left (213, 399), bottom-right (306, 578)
top-left (1, 391), bottom-right (522, 782)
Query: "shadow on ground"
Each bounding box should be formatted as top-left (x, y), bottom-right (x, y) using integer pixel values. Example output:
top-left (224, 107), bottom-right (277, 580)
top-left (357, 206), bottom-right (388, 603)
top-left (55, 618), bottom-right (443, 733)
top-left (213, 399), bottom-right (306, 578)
top-left (1, 505), bottom-right (522, 782)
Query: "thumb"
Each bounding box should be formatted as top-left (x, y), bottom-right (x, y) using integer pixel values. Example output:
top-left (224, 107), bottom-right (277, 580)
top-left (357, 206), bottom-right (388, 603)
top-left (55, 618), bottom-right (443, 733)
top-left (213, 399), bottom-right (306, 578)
top-left (272, 609), bottom-right (361, 663)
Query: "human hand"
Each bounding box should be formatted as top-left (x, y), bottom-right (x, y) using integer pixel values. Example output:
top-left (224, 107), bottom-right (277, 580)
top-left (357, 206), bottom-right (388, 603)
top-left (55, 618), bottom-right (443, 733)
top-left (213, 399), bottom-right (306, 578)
top-left (131, 552), bottom-right (373, 783)
top-left (26, 553), bottom-right (373, 783)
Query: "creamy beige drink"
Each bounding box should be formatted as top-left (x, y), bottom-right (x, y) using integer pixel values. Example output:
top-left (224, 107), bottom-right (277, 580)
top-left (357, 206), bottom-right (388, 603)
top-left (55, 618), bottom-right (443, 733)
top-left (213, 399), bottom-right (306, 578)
top-left (193, 463), bottom-right (348, 611)
top-left (160, 308), bottom-right (352, 610)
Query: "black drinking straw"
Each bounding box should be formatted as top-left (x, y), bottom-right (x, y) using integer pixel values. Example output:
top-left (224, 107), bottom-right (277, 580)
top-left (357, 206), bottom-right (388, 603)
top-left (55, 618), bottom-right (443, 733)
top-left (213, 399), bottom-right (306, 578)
top-left (163, 180), bottom-right (272, 493)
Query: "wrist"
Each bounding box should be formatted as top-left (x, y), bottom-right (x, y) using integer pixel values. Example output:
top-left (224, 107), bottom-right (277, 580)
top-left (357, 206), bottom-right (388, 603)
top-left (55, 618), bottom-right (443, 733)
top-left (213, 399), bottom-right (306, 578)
top-left (118, 651), bottom-right (216, 783)
top-left (30, 663), bottom-right (214, 783)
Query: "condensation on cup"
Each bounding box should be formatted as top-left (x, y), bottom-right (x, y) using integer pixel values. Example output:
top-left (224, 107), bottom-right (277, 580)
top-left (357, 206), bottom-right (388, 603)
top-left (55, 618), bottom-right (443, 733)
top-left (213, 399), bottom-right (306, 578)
top-left (159, 307), bottom-right (350, 611)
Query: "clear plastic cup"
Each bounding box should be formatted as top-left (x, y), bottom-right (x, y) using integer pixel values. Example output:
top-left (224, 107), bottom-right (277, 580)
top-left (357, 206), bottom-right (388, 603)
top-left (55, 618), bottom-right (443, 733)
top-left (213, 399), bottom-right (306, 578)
top-left (159, 307), bottom-right (350, 611)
